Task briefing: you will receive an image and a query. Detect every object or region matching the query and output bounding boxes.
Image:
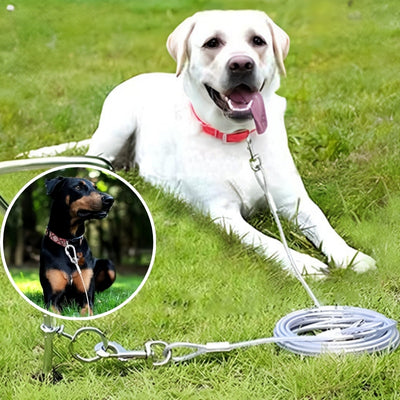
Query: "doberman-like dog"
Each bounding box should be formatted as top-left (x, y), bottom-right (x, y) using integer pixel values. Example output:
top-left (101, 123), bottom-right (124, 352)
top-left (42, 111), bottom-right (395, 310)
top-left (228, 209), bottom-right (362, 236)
top-left (40, 176), bottom-right (116, 316)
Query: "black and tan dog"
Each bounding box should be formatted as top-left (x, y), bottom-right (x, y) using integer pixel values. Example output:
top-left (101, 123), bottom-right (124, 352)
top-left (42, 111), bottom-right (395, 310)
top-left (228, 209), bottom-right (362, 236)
top-left (40, 176), bottom-right (116, 316)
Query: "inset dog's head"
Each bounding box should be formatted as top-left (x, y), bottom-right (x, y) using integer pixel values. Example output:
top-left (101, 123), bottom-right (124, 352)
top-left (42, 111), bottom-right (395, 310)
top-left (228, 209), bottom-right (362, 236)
top-left (167, 10), bottom-right (290, 134)
top-left (46, 177), bottom-right (114, 234)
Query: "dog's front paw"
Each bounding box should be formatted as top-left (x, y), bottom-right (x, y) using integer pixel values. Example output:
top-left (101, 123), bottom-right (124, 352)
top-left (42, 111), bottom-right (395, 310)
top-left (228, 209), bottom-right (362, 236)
top-left (330, 249), bottom-right (376, 273)
top-left (349, 252), bottom-right (376, 273)
top-left (281, 251), bottom-right (329, 279)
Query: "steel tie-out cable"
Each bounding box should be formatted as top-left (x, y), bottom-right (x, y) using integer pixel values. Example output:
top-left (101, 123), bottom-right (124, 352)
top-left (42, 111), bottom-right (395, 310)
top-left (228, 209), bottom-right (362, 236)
top-left (245, 137), bottom-right (400, 356)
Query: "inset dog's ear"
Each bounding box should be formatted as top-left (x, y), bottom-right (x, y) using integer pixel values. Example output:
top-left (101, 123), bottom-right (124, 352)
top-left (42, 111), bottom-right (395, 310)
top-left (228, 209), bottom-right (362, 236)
top-left (267, 18), bottom-right (290, 76)
top-left (45, 176), bottom-right (65, 197)
top-left (166, 15), bottom-right (197, 77)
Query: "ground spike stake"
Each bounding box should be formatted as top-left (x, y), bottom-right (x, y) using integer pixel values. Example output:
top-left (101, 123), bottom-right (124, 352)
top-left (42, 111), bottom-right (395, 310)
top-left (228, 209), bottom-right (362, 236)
top-left (38, 314), bottom-right (63, 383)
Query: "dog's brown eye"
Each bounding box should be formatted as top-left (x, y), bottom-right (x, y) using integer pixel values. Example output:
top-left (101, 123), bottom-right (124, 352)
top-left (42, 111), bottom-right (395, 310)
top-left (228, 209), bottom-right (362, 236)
top-left (252, 36), bottom-right (266, 46)
top-left (75, 185), bottom-right (81, 191)
top-left (203, 38), bottom-right (221, 49)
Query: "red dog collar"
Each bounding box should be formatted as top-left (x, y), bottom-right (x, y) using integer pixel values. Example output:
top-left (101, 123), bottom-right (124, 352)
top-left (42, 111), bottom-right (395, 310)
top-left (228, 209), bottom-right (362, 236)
top-left (190, 104), bottom-right (256, 143)
top-left (46, 227), bottom-right (83, 247)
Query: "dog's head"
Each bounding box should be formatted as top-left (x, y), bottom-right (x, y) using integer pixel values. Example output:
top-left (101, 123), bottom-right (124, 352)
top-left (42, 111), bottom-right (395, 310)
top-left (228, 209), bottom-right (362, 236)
top-left (167, 10), bottom-right (289, 134)
top-left (46, 176), bottom-right (114, 224)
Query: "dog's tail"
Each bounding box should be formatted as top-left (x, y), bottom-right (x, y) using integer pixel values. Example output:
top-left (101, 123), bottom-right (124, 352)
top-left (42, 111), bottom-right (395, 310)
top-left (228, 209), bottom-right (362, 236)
top-left (18, 139), bottom-right (91, 158)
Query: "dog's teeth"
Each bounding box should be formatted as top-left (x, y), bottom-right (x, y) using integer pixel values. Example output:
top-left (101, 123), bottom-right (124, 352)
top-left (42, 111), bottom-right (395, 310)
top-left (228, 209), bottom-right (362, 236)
top-left (227, 99), bottom-right (252, 112)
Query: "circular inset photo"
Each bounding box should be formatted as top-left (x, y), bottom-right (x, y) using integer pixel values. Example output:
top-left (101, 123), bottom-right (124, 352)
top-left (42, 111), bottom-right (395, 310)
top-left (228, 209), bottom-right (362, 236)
top-left (0, 166), bottom-right (155, 320)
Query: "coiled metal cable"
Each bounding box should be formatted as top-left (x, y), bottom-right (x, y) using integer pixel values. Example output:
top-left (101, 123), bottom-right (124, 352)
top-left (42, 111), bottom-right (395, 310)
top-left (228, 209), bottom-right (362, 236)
top-left (273, 305), bottom-right (400, 355)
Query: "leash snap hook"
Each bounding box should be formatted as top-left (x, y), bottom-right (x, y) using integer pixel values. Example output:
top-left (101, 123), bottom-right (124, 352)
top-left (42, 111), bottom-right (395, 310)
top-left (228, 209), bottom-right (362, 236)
top-left (94, 341), bottom-right (151, 362)
top-left (65, 244), bottom-right (79, 265)
top-left (246, 138), bottom-right (262, 172)
top-left (93, 340), bottom-right (172, 366)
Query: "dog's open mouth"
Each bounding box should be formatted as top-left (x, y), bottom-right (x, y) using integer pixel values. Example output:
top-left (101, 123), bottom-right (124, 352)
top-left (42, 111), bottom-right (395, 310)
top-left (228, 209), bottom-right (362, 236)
top-left (205, 84), bottom-right (267, 134)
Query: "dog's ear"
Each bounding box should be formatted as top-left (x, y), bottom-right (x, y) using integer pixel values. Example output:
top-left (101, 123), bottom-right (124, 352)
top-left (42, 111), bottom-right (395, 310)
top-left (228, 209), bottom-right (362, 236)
top-left (267, 18), bottom-right (290, 76)
top-left (45, 176), bottom-right (65, 197)
top-left (166, 15), bottom-right (197, 77)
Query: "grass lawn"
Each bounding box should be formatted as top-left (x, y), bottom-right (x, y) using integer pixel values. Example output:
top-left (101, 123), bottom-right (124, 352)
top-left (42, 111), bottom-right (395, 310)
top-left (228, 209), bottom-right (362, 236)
top-left (8, 268), bottom-right (144, 318)
top-left (1, 0), bottom-right (400, 399)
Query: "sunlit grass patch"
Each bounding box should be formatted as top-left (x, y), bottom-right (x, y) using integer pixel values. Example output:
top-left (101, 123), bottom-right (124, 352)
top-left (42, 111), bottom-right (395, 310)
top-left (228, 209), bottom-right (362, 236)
top-left (8, 267), bottom-right (144, 317)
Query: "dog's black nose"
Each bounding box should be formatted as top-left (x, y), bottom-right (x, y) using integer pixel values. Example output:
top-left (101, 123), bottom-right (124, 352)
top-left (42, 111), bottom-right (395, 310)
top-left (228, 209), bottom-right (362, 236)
top-left (228, 55), bottom-right (254, 73)
top-left (102, 194), bottom-right (114, 210)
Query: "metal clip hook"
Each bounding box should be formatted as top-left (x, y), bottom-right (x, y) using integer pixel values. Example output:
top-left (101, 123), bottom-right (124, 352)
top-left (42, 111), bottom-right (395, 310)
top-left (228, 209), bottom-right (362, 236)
top-left (65, 244), bottom-right (79, 264)
top-left (94, 340), bottom-right (172, 366)
top-left (95, 341), bottom-right (150, 362)
top-left (246, 138), bottom-right (262, 172)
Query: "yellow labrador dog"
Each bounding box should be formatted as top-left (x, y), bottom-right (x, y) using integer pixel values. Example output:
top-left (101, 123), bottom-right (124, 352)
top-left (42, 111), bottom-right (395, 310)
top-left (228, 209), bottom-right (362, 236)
top-left (87, 10), bottom-right (375, 276)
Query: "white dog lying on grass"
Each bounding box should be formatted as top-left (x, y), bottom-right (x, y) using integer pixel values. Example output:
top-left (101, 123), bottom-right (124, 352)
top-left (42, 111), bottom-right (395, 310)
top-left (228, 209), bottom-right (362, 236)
top-left (35, 10), bottom-right (378, 277)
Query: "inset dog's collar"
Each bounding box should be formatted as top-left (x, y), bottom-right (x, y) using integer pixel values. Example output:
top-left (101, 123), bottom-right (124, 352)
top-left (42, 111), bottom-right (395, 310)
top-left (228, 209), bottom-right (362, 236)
top-left (46, 227), bottom-right (83, 247)
top-left (190, 104), bottom-right (256, 143)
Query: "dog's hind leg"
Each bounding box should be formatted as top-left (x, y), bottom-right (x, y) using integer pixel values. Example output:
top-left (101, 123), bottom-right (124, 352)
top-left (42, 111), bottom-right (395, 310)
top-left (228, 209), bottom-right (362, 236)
top-left (94, 259), bottom-right (116, 292)
top-left (87, 79), bottom-right (139, 169)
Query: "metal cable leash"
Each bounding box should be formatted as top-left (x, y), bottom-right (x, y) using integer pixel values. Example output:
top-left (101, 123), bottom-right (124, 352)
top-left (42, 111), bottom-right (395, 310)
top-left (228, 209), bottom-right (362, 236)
top-left (246, 138), bottom-right (321, 307)
top-left (97, 306), bottom-right (399, 360)
top-left (40, 305), bottom-right (399, 366)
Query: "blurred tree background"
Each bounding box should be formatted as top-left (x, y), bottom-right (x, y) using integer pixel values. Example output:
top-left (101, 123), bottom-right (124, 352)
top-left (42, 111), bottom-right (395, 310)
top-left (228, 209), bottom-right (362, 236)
top-left (2, 167), bottom-right (154, 277)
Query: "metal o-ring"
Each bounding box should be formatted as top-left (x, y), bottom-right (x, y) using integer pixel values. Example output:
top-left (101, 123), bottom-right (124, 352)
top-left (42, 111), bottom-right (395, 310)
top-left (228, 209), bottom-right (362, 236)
top-left (69, 327), bottom-right (108, 363)
top-left (146, 340), bottom-right (172, 366)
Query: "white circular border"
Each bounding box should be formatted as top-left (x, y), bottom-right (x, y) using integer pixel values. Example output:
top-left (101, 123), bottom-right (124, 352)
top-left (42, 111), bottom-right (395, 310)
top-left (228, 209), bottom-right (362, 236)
top-left (0, 164), bottom-right (156, 321)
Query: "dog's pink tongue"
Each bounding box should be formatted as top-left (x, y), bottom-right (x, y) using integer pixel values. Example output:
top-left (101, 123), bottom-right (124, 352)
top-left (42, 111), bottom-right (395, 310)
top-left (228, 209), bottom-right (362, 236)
top-left (229, 89), bottom-right (267, 134)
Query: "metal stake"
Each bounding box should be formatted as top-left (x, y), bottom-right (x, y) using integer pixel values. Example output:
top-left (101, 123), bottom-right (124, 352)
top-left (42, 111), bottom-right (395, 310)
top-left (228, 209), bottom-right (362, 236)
top-left (41, 314), bottom-right (62, 381)
top-left (43, 314), bottom-right (55, 375)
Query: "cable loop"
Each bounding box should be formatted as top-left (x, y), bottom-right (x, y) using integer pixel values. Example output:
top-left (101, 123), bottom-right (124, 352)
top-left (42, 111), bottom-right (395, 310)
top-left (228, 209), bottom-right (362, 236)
top-left (273, 306), bottom-right (400, 356)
